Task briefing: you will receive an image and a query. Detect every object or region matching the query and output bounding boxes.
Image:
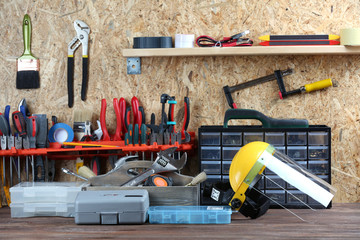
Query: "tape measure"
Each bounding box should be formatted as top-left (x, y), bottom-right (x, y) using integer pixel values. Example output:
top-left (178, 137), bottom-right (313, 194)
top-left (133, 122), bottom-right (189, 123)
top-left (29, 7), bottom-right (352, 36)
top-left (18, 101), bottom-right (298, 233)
top-left (144, 175), bottom-right (173, 187)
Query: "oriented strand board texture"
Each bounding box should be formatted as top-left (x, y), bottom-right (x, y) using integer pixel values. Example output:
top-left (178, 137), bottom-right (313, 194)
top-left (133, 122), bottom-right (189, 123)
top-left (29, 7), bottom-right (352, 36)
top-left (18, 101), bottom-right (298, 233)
top-left (1, 0), bottom-right (360, 203)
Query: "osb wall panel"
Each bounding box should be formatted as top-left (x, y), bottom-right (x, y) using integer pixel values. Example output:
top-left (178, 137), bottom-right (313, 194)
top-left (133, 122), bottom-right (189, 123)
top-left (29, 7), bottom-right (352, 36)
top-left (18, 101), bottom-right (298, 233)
top-left (0, 0), bottom-right (360, 203)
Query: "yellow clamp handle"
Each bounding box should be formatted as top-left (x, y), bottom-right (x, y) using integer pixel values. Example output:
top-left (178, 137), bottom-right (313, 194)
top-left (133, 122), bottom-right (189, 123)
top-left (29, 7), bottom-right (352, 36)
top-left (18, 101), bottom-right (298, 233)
top-left (304, 78), bottom-right (332, 92)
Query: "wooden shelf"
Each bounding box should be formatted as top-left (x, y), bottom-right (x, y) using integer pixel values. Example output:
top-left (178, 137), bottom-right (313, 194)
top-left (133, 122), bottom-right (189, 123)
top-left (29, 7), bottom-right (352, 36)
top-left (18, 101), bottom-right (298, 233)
top-left (123, 45), bottom-right (360, 57)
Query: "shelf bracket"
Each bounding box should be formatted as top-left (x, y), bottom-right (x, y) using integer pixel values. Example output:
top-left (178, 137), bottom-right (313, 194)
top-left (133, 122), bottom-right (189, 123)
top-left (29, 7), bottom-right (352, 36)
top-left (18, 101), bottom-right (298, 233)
top-left (127, 57), bottom-right (141, 74)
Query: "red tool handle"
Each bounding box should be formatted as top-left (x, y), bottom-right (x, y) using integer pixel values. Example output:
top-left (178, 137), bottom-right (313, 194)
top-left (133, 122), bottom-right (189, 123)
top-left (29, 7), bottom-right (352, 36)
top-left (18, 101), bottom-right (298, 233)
top-left (113, 98), bottom-right (122, 141)
top-left (181, 97), bottom-right (190, 138)
top-left (131, 96), bottom-right (141, 126)
top-left (12, 111), bottom-right (27, 136)
top-left (29, 116), bottom-right (37, 137)
top-left (100, 99), bottom-right (110, 141)
top-left (119, 97), bottom-right (126, 137)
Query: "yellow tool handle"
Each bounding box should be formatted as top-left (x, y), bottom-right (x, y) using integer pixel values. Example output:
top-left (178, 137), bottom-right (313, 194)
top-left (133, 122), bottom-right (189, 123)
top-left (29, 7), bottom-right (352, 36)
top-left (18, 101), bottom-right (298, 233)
top-left (63, 142), bottom-right (119, 148)
top-left (304, 78), bottom-right (332, 92)
top-left (75, 157), bottom-right (84, 174)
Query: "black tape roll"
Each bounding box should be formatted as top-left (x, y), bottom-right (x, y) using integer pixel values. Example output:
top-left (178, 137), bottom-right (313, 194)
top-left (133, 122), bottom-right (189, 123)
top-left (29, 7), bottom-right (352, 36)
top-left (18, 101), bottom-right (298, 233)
top-left (133, 37), bottom-right (173, 48)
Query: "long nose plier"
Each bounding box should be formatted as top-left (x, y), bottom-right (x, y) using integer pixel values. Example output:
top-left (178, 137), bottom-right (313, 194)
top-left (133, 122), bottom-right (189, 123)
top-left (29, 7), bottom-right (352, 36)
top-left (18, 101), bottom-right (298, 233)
top-left (67, 20), bottom-right (90, 108)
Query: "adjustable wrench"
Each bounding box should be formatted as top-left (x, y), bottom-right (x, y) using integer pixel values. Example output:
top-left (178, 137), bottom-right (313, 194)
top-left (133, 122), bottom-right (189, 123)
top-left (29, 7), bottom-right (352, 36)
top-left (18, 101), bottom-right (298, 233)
top-left (121, 147), bottom-right (187, 187)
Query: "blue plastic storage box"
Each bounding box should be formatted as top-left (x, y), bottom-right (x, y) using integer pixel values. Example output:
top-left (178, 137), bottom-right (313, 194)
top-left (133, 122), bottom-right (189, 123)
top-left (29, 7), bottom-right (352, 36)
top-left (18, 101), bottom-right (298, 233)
top-left (148, 206), bottom-right (232, 224)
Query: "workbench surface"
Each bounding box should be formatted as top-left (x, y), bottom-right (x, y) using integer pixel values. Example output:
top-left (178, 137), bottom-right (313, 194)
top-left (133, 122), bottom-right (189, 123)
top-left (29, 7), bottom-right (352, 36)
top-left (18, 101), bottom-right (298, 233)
top-left (0, 203), bottom-right (359, 239)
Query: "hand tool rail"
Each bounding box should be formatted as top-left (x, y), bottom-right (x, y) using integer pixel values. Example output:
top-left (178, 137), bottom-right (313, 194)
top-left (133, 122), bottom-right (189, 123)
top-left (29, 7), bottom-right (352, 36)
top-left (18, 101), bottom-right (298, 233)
top-left (0, 132), bottom-right (195, 159)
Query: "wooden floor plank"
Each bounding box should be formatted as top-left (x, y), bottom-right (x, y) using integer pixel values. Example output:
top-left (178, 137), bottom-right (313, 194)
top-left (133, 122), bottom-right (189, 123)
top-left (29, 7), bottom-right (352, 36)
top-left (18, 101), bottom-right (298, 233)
top-left (0, 203), bottom-right (359, 239)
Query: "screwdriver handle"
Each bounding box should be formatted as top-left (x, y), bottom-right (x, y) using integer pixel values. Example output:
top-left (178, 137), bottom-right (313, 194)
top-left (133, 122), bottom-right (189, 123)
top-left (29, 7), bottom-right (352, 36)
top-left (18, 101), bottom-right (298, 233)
top-left (12, 111), bottom-right (27, 136)
top-left (0, 115), bottom-right (10, 136)
top-left (133, 124), bottom-right (139, 145)
top-left (4, 105), bottom-right (11, 135)
top-left (140, 124), bottom-right (147, 145)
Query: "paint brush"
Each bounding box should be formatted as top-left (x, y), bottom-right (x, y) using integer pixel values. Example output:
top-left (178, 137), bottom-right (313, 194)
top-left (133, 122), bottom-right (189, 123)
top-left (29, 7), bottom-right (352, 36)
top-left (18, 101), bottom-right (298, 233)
top-left (16, 14), bottom-right (40, 89)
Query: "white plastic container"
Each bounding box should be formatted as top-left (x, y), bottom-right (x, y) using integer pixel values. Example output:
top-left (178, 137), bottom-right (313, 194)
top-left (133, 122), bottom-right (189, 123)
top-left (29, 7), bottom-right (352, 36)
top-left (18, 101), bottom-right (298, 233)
top-left (10, 182), bottom-right (85, 203)
top-left (175, 34), bottom-right (195, 48)
top-left (10, 202), bottom-right (75, 218)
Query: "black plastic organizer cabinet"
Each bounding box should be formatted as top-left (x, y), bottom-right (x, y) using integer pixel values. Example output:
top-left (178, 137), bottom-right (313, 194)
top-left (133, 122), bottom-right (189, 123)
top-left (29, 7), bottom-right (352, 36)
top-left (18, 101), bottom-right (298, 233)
top-left (198, 125), bottom-right (331, 209)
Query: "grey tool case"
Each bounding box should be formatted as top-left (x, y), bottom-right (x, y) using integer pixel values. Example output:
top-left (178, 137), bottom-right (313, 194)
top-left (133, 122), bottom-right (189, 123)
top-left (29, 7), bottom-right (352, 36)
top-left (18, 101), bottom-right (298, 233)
top-left (75, 189), bottom-right (149, 225)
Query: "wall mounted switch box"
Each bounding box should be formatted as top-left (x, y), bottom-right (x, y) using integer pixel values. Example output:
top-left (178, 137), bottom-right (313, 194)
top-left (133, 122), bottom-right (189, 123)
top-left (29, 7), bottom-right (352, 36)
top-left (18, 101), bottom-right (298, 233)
top-left (75, 189), bottom-right (149, 225)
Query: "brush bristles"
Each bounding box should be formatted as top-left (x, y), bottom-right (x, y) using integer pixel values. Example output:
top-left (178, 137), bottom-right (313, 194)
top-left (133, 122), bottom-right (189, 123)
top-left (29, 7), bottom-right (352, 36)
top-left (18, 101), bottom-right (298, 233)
top-left (16, 71), bottom-right (40, 89)
top-left (16, 59), bottom-right (40, 89)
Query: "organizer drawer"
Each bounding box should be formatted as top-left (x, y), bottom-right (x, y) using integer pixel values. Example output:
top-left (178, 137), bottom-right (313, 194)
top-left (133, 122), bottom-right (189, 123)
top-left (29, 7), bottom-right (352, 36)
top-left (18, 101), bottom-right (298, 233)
top-left (308, 146), bottom-right (329, 159)
top-left (308, 132), bottom-right (329, 145)
top-left (287, 146), bottom-right (307, 160)
top-left (200, 146), bottom-right (221, 160)
top-left (201, 161), bottom-right (221, 174)
top-left (200, 132), bottom-right (221, 145)
top-left (265, 132), bottom-right (285, 145)
top-left (222, 132), bottom-right (242, 146)
top-left (222, 147), bottom-right (241, 161)
top-left (243, 132), bottom-right (263, 144)
top-left (287, 132), bottom-right (307, 145)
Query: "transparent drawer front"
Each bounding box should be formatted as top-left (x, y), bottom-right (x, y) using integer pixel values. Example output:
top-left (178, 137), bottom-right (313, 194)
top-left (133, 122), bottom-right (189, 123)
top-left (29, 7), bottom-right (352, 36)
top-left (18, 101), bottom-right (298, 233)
top-left (308, 132), bottom-right (329, 145)
top-left (201, 175), bottom-right (222, 188)
top-left (265, 132), bottom-right (285, 145)
top-left (222, 175), bottom-right (229, 182)
top-left (243, 132), bottom-right (263, 144)
top-left (200, 132), bottom-right (221, 145)
top-left (222, 161), bottom-right (232, 174)
top-left (201, 161), bottom-right (221, 174)
top-left (222, 147), bottom-right (241, 161)
top-left (287, 146), bottom-right (307, 160)
top-left (287, 132), bottom-right (307, 145)
top-left (222, 132), bottom-right (242, 146)
top-left (200, 146), bottom-right (221, 160)
top-left (265, 175), bottom-right (286, 189)
top-left (308, 146), bottom-right (329, 159)
top-left (265, 190), bottom-right (285, 204)
top-left (256, 175), bottom-right (265, 190)
top-left (287, 190), bottom-right (307, 204)
top-left (275, 146), bottom-right (286, 154)
top-left (308, 160), bottom-right (329, 174)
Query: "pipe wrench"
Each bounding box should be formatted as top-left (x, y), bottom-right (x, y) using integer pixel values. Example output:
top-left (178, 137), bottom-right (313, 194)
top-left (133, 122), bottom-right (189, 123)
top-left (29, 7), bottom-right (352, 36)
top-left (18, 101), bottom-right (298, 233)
top-left (68, 20), bottom-right (90, 108)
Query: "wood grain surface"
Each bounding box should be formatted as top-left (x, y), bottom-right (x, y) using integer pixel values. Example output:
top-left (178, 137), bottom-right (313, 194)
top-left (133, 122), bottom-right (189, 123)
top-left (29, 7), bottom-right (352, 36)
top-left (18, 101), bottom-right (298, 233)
top-left (0, 203), bottom-right (359, 239)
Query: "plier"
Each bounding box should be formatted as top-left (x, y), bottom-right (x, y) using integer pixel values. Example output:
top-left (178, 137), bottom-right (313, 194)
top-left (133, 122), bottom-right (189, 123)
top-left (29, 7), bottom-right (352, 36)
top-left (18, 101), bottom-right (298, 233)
top-left (67, 20), bottom-right (90, 108)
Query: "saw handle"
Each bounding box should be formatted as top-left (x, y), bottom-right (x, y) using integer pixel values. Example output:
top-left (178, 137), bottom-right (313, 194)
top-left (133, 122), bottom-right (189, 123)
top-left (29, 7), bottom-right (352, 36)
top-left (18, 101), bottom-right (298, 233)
top-left (223, 109), bottom-right (309, 128)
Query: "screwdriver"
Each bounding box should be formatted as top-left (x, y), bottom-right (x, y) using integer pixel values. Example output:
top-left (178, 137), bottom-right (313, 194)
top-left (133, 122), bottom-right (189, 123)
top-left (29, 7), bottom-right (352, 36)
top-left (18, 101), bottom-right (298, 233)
top-left (140, 124), bottom-right (147, 160)
top-left (13, 111), bottom-right (27, 183)
top-left (0, 115), bottom-right (12, 186)
top-left (26, 116), bottom-right (37, 182)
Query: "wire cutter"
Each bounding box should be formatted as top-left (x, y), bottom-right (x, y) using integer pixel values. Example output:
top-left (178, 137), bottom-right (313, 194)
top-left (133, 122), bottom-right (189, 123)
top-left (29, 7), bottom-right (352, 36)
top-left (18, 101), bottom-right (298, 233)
top-left (68, 20), bottom-right (90, 108)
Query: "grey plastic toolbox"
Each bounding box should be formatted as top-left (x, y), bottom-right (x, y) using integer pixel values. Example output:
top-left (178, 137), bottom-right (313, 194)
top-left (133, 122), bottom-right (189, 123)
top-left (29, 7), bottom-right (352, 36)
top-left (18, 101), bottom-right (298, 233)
top-left (75, 189), bottom-right (149, 225)
top-left (199, 125), bottom-right (331, 209)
